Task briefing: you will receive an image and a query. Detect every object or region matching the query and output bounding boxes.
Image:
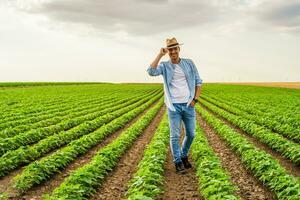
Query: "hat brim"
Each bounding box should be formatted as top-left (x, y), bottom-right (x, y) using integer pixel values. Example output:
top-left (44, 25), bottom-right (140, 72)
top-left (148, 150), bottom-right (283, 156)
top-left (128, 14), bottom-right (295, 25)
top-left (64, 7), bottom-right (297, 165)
top-left (166, 43), bottom-right (184, 49)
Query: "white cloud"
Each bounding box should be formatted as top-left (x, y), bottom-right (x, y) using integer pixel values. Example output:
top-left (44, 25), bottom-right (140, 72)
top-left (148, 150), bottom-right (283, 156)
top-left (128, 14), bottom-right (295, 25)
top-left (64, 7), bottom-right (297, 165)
top-left (237, 0), bottom-right (300, 34)
top-left (6, 0), bottom-right (221, 36)
top-left (5, 0), bottom-right (300, 37)
top-left (1, 0), bottom-right (299, 82)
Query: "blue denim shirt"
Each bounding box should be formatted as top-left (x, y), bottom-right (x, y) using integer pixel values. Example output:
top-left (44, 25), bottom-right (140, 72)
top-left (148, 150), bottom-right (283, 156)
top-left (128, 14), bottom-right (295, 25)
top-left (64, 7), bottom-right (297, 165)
top-left (147, 58), bottom-right (203, 111)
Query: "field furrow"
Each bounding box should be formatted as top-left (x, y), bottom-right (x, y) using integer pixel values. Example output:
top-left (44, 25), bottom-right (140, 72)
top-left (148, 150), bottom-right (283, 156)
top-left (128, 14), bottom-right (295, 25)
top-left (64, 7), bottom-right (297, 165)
top-left (0, 83), bottom-right (299, 200)
top-left (0, 92), bottom-right (163, 177)
top-left (44, 95), bottom-right (164, 199)
top-left (196, 103), bottom-right (300, 199)
top-left (200, 98), bottom-right (300, 165)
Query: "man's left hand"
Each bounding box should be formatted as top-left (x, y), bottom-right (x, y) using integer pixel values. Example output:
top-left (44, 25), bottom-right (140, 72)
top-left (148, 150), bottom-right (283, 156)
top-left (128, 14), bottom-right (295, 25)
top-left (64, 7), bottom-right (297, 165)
top-left (190, 100), bottom-right (196, 107)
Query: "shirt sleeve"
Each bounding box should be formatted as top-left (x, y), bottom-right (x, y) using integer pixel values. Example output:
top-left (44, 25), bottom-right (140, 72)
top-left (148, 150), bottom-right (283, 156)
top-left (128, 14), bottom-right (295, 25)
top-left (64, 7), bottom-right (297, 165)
top-left (147, 62), bottom-right (164, 76)
top-left (190, 59), bottom-right (203, 86)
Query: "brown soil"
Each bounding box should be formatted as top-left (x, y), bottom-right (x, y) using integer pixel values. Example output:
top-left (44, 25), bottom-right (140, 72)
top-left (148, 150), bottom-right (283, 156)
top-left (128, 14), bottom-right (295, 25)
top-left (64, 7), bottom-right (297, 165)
top-left (222, 82), bottom-right (300, 89)
top-left (202, 104), bottom-right (300, 177)
top-left (3, 100), bottom-right (163, 200)
top-left (0, 169), bottom-right (22, 196)
top-left (90, 106), bottom-right (166, 200)
top-left (2, 98), bottom-right (296, 200)
top-left (158, 125), bottom-right (203, 200)
top-left (197, 113), bottom-right (276, 200)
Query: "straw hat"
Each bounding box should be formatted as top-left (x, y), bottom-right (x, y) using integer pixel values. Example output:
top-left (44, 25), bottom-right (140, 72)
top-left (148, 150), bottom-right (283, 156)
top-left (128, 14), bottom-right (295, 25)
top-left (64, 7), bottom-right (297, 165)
top-left (166, 37), bottom-right (183, 49)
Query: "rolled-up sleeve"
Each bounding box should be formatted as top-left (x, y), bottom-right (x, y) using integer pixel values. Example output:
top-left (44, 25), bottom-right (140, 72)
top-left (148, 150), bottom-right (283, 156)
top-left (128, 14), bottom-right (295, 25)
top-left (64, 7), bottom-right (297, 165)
top-left (147, 62), bottom-right (164, 76)
top-left (191, 60), bottom-right (203, 86)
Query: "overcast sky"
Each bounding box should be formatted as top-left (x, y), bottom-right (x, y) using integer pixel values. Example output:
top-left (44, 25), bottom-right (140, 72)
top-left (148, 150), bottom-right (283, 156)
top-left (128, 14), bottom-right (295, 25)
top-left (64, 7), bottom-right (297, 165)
top-left (1, 0), bottom-right (299, 83)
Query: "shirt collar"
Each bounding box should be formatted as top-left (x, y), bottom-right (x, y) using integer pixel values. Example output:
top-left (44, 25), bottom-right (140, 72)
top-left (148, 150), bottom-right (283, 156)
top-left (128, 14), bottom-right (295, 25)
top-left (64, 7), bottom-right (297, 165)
top-left (168, 58), bottom-right (182, 69)
top-left (168, 58), bottom-right (181, 65)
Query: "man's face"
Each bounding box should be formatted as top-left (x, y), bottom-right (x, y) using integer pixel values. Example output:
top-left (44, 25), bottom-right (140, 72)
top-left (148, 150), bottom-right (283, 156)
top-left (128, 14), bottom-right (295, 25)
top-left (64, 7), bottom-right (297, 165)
top-left (168, 46), bottom-right (180, 60)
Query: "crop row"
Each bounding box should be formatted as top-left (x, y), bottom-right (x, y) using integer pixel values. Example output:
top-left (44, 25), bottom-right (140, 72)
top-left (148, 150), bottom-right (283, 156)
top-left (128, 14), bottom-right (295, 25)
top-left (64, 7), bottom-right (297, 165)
top-left (202, 89), bottom-right (299, 129)
top-left (191, 122), bottom-right (240, 199)
top-left (201, 90), bottom-right (299, 131)
top-left (200, 98), bottom-right (300, 165)
top-left (44, 95), bottom-right (164, 199)
top-left (202, 88), bottom-right (298, 121)
top-left (0, 89), bottom-right (157, 140)
top-left (0, 91), bottom-right (163, 177)
top-left (0, 94), bottom-right (124, 139)
top-left (0, 85), bottom-right (159, 122)
top-left (202, 85), bottom-right (298, 112)
top-left (0, 93), bottom-right (118, 131)
top-left (0, 95), bottom-right (74, 120)
top-left (0, 84), bottom-right (115, 114)
top-left (201, 90), bottom-right (296, 119)
top-left (196, 104), bottom-right (300, 199)
top-left (0, 88), bottom-right (158, 127)
top-left (0, 82), bottom-right (101, 87)
top-left (0, 84), bottom-right (107, 117)
top-left (125, 112), bottom-right (169, 200)
top-left (201, 95), bottom-right (300, 142)
top-left (0, 90), bottom-right (94, 120)
top-left (0, 90), bottom-right (159, 155)
top-left (14, 95), bottom-right (164, 191)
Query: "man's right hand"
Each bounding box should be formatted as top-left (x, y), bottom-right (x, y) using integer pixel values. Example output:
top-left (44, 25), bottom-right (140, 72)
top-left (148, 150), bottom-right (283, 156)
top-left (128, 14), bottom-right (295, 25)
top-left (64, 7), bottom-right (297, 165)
top-left (150, 48), bottom-right (167, 69)
top-left (159, 48), bottom-right (168, 56)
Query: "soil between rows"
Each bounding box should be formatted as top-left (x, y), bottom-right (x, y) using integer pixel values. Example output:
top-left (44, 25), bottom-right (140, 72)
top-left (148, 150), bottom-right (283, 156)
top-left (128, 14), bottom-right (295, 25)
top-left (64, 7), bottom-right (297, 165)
top-left (0, 97), bottom-right (146, 187)
top-left (158, 123), bottom-right (203, 200)
top-left (196, 112), bottom-right (276, 200)
top-left (90, 106), bottom-right (166, 200)
top-left (201, 103), bottom-right (300, 177)
top-left (2, 99), bottom-right (293, 200)
top-left (4, 99), bottom-right (163, 200)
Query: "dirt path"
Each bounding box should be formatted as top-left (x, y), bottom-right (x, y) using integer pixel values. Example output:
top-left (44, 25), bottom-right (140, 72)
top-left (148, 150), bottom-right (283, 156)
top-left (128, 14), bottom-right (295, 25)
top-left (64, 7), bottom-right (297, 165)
top-left (0, 168), bottom-right (22, 196)
top-left (202, 104), bottom-right (300, 177)
top-left (158, 125), bottom-right (203, 200)
top-left (5, 101), bottom-right (162, 200)
top-left (90, 106), bottom-right (166, 200)
top-left (197, 113), bottom-right (276, 200)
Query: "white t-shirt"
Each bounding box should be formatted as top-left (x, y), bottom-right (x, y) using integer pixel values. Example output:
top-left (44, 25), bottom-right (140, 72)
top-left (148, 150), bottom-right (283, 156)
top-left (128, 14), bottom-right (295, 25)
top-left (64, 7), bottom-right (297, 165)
top-left (169, 64), bottom-right (190, 103)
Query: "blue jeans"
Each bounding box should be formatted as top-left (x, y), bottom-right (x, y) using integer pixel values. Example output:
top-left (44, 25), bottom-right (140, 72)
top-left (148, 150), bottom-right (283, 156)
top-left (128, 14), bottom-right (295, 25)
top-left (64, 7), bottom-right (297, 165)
top-left (167, 103), bottom-right (196, 164)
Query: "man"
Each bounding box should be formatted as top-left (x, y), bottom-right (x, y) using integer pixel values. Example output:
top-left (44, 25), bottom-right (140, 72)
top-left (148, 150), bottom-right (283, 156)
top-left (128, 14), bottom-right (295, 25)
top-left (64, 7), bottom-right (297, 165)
top-left (147, 37), bottom-right (203, 173)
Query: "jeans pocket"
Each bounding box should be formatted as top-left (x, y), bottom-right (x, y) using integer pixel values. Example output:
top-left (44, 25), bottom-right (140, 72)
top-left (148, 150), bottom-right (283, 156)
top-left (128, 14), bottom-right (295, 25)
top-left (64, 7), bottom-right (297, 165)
top-left (185, 105), bottom-right (195, 116)
top-left (188, 104), bottom-right (195, 109)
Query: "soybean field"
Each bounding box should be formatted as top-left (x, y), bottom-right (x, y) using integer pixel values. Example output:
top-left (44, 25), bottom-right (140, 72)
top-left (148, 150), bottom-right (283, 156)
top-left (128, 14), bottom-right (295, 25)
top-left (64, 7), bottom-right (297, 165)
top-left (0, 83), bottom-right (299, 200)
